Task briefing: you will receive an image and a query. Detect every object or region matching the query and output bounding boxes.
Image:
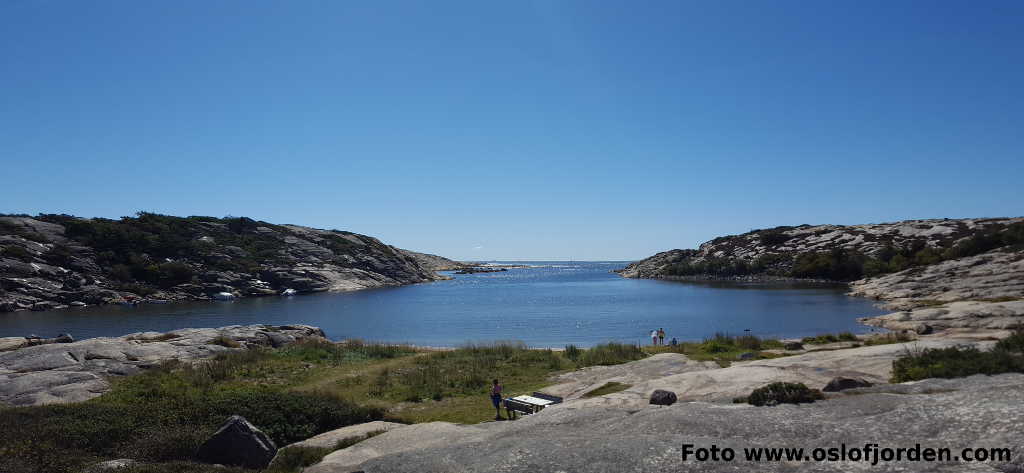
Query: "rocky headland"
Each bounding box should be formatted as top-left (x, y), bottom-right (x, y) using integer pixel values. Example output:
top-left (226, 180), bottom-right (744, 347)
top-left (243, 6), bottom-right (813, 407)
top-left (0, 213), bottom-right (460, 313)
top-left (620, 218), bottom-right (1024, 333)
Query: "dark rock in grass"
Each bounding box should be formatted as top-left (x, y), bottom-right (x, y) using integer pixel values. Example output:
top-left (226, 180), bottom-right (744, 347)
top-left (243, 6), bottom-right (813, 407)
top-left (738, 352), bottom-right (756, 360)
top-left (822, 377), bottom-right (873, 392)
top-left (649, 389), bottom-right (677, 406)
top-left (783, 341), bottom-right (804, 351)
top-left (196, 415), bottom-right (278, 469)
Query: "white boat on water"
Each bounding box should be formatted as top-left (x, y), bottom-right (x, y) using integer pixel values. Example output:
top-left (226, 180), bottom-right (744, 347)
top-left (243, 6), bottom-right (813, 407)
top-left (281, 288), bottom-right (297, 296)
top-left (212, 292), bottom-right (236, 301)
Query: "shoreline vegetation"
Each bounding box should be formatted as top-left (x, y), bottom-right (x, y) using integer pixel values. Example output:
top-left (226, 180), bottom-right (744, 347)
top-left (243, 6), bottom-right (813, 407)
top-left (0, 212), bottom-right (460, 314)
top-left (0, 330), bottom-right (930, 473)
top-left (618, 218), bottom-right (1024, 283)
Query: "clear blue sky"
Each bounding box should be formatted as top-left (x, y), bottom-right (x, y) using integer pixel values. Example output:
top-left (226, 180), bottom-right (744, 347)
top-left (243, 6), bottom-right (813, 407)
top-left (2, 1), bottom-right (1022, 261)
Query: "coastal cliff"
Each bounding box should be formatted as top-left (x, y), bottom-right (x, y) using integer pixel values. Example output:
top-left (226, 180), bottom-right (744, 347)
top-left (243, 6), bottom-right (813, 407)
top-left (620, 217), bottom-right (1024, 331)
top-left (0, 213), bottom-right (459, 312)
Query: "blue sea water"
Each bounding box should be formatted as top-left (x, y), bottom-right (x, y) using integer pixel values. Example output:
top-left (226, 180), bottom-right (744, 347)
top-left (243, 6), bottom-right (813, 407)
top-left (0, 262), bottom-right (887, 347)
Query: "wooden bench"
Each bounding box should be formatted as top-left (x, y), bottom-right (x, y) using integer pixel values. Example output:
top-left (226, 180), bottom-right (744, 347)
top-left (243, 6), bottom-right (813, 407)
top-left (504, 398), bottom-right (537, 420)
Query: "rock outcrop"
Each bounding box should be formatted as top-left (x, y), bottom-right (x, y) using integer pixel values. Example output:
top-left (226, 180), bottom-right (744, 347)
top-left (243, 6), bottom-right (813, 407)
top-left (306, 372), bottom-right (1024, 472)
top-left (0, 324), bottom-right (324, 406)
top-left (397, 250), bottom-right (465, 272)
top-left (618, 217), bottom-right (1023, 279)
top-left (620, 217), bottom-right (1024, 332)
top-left (196, 415), bottom-right (278, 469)
top-left (848, 247), bottom-right (1024, 331)
top-left (0, 213), bottom-right (454, 313)
top-left (280, 421), bottom-right (406, 450)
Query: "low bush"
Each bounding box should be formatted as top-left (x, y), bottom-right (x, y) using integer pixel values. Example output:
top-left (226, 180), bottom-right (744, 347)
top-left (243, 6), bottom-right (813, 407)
top-left (209, 335), bottom-right (242, 348)
top-left (801, 332), bottom-right (859, 344)
top-left (563, 344), bottom-right (582, 362)
top-left (0, 350), bottom-right (386, 473)
top-left (741, 382), bottom-right (824, 406)
top-left (576, 342), bottom-right (646, 367)
top-left (863, 332), bottom-right (912, 346)
top-left (890, 330), bottom-right (1024, 382)
top-left (0, 245), bottom-right (33, 262)
top-left (279, 338), bottom-right (416, 364)
top-left (699, 333), bottom-right (775, 353)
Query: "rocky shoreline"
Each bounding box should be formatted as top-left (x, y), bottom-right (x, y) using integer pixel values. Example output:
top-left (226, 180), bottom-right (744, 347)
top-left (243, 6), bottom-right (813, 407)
top-left (619, 218), bottom-right (1024, 335)
top-left (0, 214), bottom-right (462, 313)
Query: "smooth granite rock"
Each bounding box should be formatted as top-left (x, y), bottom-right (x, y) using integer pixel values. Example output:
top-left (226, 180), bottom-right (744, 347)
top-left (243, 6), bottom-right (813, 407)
top-left (281, 421), bottom-right (407, 450)
top-left (0, 324), bottom-right (324, 406)
top-left (308, 374), bottom-right (1024, 472)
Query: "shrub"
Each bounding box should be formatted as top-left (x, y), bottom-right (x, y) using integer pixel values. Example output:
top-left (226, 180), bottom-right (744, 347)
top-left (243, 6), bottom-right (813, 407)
top-left (890, 333), bottom-right (1024, 383)
top-left (563, 344), bottom-right (581, 362)
top-left (863, 331), bottom-right (912, 346)
top-left (665, 257), bottom-right (754, 277)
top-left (275, 338), bottom-right (414, 364)
top-left (744, 382), bottom-right (824, 406)
top-left (802, 334), bottom-right (840, 344)
top-left (210, 335), bottom-right (242, 348)
top-left (576, 342), bottom-right (646, 367)
top-left (1, 245), bottom-right (33, 261)
top-left (837, 332), bottom-right (858, 342)
top-left (790, 248), bottom-right (867, 281)
top-left (759, 230), bottom-right (791, 246)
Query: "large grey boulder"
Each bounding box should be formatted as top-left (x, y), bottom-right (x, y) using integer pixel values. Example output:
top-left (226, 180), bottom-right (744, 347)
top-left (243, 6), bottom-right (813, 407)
top-left (196, 415), bottom-right (277, 469)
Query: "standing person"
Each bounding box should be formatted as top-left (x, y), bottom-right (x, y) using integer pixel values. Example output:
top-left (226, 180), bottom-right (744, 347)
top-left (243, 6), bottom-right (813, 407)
top-left (650, 330), bottom-right (659, 346)
top-left (658, 328), bottom-right (666, 346)
top-left (490, 379), bottom-right (503, 420)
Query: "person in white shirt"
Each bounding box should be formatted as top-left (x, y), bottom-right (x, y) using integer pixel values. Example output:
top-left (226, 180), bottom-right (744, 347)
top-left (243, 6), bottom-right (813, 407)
top-left (651, 330), bottom-right (659, 346)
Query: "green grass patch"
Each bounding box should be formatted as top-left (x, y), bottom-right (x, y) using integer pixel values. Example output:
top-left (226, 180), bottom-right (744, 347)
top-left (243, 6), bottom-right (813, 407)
top-left (645, 333), bottom-right (786, 364)
top-left (862, 331), bottom-right (913, 346)
top-left (575, 342), bottom-right (646, 367)
top-left (890, 330), bottom-right (1024, 382)
top-left (0, 339), bottom-right (661, 471)
top-left (801, 332), bottom-right (859, 345)
top-left (266, 446), bottom-right (333, 473)
top-left (582, 382), bottom-right (631, 398)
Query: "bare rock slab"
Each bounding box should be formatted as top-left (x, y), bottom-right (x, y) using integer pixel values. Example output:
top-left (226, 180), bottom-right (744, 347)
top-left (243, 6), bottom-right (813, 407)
top-left (283, 421), bottom-right (406, 450)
